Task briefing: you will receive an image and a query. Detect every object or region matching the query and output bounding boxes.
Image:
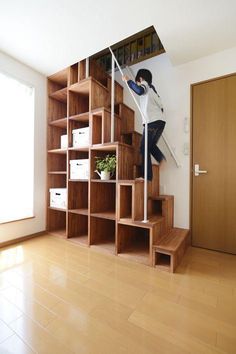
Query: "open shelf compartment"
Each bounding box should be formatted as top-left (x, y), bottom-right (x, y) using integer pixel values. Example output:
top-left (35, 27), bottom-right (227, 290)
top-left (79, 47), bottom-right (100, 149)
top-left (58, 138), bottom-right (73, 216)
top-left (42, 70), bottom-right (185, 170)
top-left (90, 182), bottom-right (116, 219)
top-left (90, 217), bottom-right (116, 254)
top-left (68, 181), bottom-right (88, 214)
top-left (48, 174), bottom-right (66, 189)
top-left (90, 148), bottom-right (117, 180)
top-left (68, 90), bottom-right (89, 117)
top-left (68, 213), bottom-right (88, 246)
top-left (48, 97), bottom-right (67, 122)
top-left (117, 223), bottom-right (152, 265)
top-left (90, 108), bottom-right (121, 145)
top-left (118, 185), bottom-right (132, 220)
top-left (68, 118), bottom-right (90, 149)
top-left (153, 251), bottom-right (171, 271)
top-left (47, 208), bottom-right (67, 238)
top-left (48, 153), bottom-right (67, 174)
top-left (91, 144), bottom-right (134, 181)
top-left (48, 125), bottom-right (67, 150)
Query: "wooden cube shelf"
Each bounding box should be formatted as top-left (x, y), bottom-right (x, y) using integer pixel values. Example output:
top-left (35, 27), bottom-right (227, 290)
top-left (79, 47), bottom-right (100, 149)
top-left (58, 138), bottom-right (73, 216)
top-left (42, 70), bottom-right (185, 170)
top-left (48, 125), bottom-right (67, 150)
top-left (68, 91), bottom-right (89, 117)
top-left (68, 213), bottom-right (88, 246)
top-left (69, 63), bottom-right (79, 86)
top-left (47, 58), bottom-right (188, 270)
top-left (48, 68), bottom-right (68, 88)
top-left (118, 181), bottom-right (144, 222)
top-left (90, 111), bottom-right (103, 145)
top-left (48, 153), bottom-right (67, 173)
top-left (154, 252), bottom-right (171, 271)
top-left (68, 181), bottom-right (88, 212)
top-left (115, 103), bottom-right (135, 134)
top-left (90, 148), bottom-right (117, 180)
top-left (91, 108), bottom-right (121, 145)
top-left (90, 59), bottom-right (109, 89)
top-left (90, 182), bottom-right (116, 218)
top-left (107, 78), bottom-right (124, 104)
top-left (117, 223), bottom-right (152, 265)
top-left (48, 97), bottom-right (67, 122)
top-left (121, 132), bottom-right (142, 165)
top-left (48, 174), bottom-right (66, 189)
top-left (90, 217), bottom-right (116, 254)
top-left (47, 208), bottom-right (67, 238)
top-left (68, 119), bottom-right (90, 149)
top-left (152, 228), bottom-right (189, 272)
top-left (118, 185), bottom-right (132, 219)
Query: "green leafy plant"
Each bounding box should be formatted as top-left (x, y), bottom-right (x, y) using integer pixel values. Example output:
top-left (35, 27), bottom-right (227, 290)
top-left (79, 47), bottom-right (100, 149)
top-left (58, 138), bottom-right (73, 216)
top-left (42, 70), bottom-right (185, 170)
top-left (95, 154), bottom-right (116, 173)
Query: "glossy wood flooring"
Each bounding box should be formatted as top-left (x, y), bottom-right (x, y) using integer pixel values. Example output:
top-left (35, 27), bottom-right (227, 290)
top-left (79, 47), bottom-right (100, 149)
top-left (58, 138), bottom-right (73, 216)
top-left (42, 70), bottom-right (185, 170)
top-left (0, 235), bottom-right (236, 354)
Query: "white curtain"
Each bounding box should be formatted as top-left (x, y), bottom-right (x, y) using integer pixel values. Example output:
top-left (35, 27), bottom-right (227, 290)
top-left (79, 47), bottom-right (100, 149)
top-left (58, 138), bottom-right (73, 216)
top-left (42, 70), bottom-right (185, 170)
top-left (0, 72), bottom-right (34, 224)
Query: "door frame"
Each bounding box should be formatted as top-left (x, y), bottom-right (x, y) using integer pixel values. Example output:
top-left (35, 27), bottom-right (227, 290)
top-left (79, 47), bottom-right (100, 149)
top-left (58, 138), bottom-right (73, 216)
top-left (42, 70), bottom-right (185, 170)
top-left (190, 72), bottom-right (236, 247)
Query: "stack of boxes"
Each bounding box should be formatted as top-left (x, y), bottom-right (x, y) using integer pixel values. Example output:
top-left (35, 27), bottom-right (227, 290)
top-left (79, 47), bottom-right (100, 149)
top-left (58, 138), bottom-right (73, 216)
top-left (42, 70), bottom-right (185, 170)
top-left (70, 127), bottom-right (89, 180)
top-left (49, 127), bottom-right (90, 209)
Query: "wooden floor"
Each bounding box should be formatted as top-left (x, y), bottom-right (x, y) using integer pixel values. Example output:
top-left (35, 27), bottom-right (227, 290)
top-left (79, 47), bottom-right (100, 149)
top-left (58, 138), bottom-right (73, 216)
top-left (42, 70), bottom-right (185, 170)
top-left (0, 235), bottom-right (236, 354)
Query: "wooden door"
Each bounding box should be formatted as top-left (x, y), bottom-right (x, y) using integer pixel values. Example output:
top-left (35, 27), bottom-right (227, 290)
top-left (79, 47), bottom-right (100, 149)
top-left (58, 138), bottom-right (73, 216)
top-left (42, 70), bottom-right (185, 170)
top-left (191, 74), bottom-right (236, 253)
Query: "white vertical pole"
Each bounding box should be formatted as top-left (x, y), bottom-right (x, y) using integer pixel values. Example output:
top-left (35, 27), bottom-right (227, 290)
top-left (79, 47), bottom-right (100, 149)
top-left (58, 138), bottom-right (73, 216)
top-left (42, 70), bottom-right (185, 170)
top-left (109, 47), bottom-right (149, 222)
top-left (144, 121), bottom-right (148, 222)
top-left (85, 58), bottom-right (89, 78)
top-left (111, 55), bottom-right (115, 143)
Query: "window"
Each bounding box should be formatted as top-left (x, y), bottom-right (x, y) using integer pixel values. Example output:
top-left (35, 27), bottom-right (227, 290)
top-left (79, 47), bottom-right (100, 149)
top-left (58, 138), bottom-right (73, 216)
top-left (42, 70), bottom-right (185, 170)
top-left (0, 71), bottom-right (35, 224)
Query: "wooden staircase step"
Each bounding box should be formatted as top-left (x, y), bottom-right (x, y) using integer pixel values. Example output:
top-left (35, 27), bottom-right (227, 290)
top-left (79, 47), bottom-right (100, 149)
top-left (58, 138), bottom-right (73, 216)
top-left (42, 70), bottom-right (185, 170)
top-left (153, 228), bottom-right (189, 272)
top-left (118, 179), bottom-right (145, 185)
top-left (151, 195), bottom-right (174, 201)
top-left (118, 215), bottom-right (164, 228)
top-left (91, 141), bottom-right (134, 151)
top-left (121, 131), bottom-right (142, 144)
top-left (154, 228), bottom-right (189, 252)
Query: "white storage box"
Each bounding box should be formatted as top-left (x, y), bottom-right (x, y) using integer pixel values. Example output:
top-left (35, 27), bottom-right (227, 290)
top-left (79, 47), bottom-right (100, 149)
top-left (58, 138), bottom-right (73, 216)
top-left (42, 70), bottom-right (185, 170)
top-left (49, 188), bottom-right (67, 209)
top-left (72, 127), bottom-right (89, 147)
top-left (70, 159), bottom-right (89, 180)
top-left (60, 134), bottom-right (68, 149)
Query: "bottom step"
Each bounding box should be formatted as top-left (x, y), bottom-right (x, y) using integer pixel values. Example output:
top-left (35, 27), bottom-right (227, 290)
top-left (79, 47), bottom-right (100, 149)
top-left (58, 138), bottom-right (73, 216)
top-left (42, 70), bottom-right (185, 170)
top-left (153, 228), bottom-right (189, 272)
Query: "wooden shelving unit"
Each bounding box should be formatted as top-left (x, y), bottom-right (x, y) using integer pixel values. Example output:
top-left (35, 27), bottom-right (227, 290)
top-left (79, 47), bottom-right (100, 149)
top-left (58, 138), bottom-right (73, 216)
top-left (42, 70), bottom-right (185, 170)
top-left (47, 58), bottom-right (189, 269)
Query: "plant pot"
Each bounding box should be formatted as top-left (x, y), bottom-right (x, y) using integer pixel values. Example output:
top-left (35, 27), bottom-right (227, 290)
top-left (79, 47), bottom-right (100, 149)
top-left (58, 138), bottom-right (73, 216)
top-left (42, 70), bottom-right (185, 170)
top-left (100, 171), bottom-right (111, 180)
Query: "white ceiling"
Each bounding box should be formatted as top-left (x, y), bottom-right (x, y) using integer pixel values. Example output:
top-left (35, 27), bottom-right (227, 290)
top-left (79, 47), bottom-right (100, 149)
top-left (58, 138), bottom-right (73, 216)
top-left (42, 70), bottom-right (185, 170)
top-left (0, 0), bottom-right (236, 76)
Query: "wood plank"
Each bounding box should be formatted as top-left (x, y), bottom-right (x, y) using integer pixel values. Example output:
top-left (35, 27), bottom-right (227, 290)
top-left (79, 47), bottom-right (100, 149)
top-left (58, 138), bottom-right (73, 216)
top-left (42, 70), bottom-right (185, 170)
top-left (48, 171), bottom-right (67, 175)
top-left (49, 117), bottom-right (67, 128)
top-left (68, 112), bottom-right (89, 122)
top-left (90, 211), bottom-right (116, 220)
top-left (69, 80), bottom-right (90, 95)
top-left (154, 228), bottom-right (189, 252)
top-left (68, 209), bottom-right (88, 216)
top-left (68, 235), bottom-right (89, 247)
top-left (48, 207), bottom-right (67, 213)
top-left (90, 179), bottom-right (116, 183)
top-left (48, 68), bottom-right (68, 86)
top-left (4, 235), bottom-right (236, 354)
top-left (118, 215), bottom-right (164, 228)
top-left (48, 149), bottom-right (67, 154)
top-left (49, 87), bottom-right (67, 103)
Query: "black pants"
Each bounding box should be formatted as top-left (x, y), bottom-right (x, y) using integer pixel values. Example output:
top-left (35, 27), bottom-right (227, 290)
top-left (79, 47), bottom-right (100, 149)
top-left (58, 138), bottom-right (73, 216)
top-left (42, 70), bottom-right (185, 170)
top-left (140, 120), bottom-right (166, 181)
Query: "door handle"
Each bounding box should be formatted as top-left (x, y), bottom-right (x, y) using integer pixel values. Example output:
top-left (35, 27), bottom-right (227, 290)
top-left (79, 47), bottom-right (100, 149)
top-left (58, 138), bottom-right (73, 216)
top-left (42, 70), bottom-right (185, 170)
top-left (194, 164), bottom-right (208, 176)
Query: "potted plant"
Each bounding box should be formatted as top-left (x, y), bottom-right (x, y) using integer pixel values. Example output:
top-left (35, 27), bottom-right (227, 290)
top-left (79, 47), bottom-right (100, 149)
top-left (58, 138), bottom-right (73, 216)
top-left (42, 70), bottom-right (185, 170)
top-left (95, 154), bottom-right (116, 180)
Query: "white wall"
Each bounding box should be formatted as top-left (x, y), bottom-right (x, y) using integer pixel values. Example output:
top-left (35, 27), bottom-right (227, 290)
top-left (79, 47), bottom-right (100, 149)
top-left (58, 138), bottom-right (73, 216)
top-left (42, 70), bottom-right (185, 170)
top-left (0, 51), bottom-right (47, 243)
top-left (116, 45), bottom-right (236, 228)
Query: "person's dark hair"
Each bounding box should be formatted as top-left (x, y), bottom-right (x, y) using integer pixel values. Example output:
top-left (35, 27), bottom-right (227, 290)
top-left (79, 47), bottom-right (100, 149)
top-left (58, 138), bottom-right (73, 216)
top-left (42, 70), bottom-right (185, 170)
top-left (135, 69), bottom-right (152, 86)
